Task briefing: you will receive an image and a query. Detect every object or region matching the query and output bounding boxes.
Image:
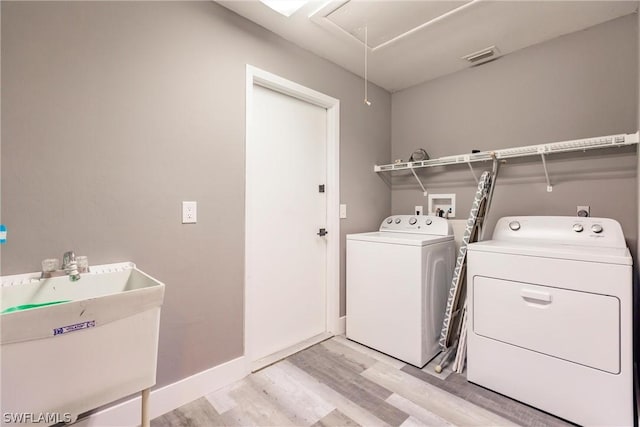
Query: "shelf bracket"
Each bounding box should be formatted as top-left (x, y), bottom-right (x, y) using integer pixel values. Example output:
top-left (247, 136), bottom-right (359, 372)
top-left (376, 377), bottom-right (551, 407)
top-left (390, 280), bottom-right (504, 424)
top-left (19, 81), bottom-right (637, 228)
top-left (410, 167), bottom-right (428, 196)
top-left (464, 156), bottom-right (479, 184)
top-left (538, 150), bottom-right (553, 192)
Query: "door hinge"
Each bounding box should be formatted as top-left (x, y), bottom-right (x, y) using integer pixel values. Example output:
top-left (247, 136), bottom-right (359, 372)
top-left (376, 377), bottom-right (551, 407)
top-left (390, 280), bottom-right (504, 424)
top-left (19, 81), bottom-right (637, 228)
top-left (319, 185), bottom-right (325, 193)
top-left (317, 228), bottom-right (328, 236)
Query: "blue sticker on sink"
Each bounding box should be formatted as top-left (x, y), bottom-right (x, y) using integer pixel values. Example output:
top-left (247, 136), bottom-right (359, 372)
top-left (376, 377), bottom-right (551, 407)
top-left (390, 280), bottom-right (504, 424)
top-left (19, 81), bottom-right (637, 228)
top-left (0, 224), bottom-right (6, 244)
top-left (53, 320), bottom-right (96, 336)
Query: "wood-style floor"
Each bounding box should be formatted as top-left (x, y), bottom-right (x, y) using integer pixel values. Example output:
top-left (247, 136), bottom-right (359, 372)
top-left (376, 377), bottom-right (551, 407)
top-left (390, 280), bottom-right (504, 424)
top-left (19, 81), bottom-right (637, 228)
top-left (151, 336), bottom-right (573, 427)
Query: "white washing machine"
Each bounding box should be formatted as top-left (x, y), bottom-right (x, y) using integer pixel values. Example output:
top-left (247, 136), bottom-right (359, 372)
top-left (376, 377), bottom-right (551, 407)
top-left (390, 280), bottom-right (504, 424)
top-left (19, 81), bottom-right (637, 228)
top-left (467, 216), bottom-right (633, 426)
top-left (346, 215), bottom-right (455, 367)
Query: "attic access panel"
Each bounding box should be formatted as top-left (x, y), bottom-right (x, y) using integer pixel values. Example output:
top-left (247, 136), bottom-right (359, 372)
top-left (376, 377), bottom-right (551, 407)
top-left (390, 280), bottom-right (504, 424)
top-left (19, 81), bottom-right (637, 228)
top-left (326, 0), bottom-right (471, 49)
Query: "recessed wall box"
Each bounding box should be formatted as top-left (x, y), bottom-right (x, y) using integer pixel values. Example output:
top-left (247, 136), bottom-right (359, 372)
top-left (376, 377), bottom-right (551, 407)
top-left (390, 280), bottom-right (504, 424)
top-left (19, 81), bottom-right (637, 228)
top-left (428, 194), bottom-right (456, 218)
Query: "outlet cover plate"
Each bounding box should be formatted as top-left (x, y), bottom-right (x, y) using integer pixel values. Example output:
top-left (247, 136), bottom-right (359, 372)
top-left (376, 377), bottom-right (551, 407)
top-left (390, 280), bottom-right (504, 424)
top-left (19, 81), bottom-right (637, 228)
top-left (182, 201), bottom-right (197, 224)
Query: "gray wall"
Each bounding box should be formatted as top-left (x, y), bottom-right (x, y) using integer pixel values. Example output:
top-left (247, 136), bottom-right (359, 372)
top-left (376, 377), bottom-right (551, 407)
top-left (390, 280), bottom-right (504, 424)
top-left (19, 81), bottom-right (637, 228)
top-left (392, 14), bottom-right (638, 255)
top-left (1, 1), bottom-right (391, 387)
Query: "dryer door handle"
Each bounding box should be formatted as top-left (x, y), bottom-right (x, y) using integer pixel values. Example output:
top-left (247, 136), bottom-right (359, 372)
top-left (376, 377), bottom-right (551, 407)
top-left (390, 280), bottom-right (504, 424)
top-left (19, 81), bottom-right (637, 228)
top-left (521, 289), bottom-right (552, 304)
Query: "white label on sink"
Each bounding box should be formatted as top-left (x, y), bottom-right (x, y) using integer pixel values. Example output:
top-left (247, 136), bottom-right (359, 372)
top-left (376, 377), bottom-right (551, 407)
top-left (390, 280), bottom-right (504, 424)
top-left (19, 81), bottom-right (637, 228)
top-left (53, 320), bottom-right (96, 336)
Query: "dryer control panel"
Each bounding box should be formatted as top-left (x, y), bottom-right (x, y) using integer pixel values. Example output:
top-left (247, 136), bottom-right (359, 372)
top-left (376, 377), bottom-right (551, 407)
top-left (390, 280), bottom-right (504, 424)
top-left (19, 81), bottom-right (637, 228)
top-left (380, 215), bottom-right (452, 236)
top-left (494, 216), bottom-right (626, 248)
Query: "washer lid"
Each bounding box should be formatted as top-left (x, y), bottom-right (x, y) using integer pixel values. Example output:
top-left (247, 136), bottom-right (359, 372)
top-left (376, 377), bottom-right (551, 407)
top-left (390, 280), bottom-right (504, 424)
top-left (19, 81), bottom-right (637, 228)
top-left (468, 240), bottom-right (632, 265)
top-left (347, 231), bottom-right (453, 246)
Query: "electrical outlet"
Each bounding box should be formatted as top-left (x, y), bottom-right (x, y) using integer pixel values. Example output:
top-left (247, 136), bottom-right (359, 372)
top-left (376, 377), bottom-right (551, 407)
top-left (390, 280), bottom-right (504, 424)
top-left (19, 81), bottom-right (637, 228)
top-left (415, 205), bottom-right (423, 216)
top-left (577, 205), bottom-right (590, 217)
top-left (182, 201), bottom-right (197, 224)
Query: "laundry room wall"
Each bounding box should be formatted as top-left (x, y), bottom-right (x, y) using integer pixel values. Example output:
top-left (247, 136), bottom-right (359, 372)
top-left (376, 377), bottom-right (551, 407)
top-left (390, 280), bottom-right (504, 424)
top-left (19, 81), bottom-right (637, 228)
top-left (391, 13), bottom-right (639, 257)
top-left (1, 1), bottom-right (391, 388)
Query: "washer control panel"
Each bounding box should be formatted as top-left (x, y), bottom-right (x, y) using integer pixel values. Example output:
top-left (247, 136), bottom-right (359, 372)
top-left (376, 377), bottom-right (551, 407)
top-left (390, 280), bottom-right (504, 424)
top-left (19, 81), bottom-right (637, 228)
top-left (379, 215), bottom-right (453, 236)
top-left (493, 216), bottom-right (626, 248)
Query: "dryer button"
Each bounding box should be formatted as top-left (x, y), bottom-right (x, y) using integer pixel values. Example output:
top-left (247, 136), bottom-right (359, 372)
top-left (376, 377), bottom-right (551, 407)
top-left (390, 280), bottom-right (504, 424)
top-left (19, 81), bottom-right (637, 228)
top-left (426, 219), bottom-right (433, 225)
top-left (508, 221), bottom-right (521, 231)
top-left (572, 224), bottom-right (584, 233)
top-left (591, 224), bottom-right (603, 234)
top-left (394, 218), bottom-right (401, 224)
top-left (386, 218), bottom-right (393, 224)
top-left (409, 217), bottom-right (417, 225)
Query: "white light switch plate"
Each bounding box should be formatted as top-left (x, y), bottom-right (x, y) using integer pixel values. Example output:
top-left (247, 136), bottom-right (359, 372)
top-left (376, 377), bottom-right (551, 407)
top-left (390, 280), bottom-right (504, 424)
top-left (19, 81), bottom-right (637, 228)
top-left (415, 205), bottom-right (423, 216)
top-left (339, 204), bottom-right (347, 219)
top-left (182, 201), bottom-right (197, 224)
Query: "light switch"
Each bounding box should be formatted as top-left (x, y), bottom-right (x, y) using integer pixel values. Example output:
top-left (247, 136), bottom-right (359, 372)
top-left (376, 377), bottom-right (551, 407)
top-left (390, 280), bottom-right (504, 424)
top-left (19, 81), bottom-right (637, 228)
top-left (182, 201), bottom-right (197, 224)
top-left (339, 204), bottom-right (347, 219)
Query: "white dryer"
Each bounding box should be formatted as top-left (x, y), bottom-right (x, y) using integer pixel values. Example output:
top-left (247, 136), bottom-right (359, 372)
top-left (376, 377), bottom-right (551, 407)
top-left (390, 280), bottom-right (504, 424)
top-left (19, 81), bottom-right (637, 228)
top-left (346, 215), bottom-right (455, 367)
top-left (467, 216), bottom-right (633, 426)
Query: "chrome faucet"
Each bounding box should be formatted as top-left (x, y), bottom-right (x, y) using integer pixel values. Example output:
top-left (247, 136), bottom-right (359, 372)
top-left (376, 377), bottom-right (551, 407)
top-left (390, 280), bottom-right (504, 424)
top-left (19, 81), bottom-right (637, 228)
top-left (62, 251), bottom-right (81, 282)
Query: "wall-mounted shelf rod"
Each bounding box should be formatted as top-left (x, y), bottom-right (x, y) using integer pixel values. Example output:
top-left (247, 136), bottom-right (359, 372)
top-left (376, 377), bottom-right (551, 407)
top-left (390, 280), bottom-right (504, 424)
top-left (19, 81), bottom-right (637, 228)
top-left (374, 132), bottom-right (639, 173)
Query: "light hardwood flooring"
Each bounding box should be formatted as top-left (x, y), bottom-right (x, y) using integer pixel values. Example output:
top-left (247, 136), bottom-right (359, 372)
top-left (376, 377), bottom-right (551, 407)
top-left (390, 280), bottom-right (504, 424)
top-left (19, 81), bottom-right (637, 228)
top-left (151, 336), bottom-right (574, 427)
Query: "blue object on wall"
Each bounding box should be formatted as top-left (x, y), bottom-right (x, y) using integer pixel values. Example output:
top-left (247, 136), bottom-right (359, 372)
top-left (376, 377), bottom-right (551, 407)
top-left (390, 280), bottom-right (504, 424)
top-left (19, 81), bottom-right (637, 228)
top-left (0, 224), bottom-right (7, 244)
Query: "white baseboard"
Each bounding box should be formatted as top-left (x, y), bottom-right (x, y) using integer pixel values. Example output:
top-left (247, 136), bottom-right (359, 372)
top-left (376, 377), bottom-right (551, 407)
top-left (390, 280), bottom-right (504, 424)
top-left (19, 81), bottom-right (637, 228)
top-left (337, 315), bottom-right (346, 335)
top-left (75, 356), bottom-right (248, 427)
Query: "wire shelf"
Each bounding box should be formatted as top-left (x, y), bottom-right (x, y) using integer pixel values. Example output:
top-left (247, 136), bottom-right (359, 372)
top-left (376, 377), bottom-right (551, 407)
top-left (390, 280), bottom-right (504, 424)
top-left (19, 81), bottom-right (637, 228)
top-left (375, 132), bottom-right (639, 172)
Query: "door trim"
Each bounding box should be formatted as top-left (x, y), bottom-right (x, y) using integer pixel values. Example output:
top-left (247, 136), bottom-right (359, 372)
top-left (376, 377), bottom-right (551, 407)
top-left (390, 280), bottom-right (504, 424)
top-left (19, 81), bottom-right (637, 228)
top-left (244, 65), bottom-right (340, 367)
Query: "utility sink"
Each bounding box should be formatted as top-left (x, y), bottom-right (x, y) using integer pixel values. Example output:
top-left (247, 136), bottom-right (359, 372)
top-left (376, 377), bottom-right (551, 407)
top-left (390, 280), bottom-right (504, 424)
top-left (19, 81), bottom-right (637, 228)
top-left (1, 262), bottom-right (165, 426)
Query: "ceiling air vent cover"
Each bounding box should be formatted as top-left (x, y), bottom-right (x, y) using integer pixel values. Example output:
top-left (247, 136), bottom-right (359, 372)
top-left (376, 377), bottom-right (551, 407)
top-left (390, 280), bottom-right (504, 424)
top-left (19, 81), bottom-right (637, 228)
top-left (462, 45), bottom-right (500, 66)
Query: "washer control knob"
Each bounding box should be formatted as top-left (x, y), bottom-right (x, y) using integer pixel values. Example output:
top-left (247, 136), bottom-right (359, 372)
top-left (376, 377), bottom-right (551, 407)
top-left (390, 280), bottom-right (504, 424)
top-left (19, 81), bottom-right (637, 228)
top-left (426, 219), bottom-right (433, 225)
top-left (394, 218), bottom-right (401, 224)
top-left (508, 221), bottom-right (521, 231)
top-left (572, 224), bottom-right (584, 233)
top-left (409, 217), bottom-right (417, 225)
top-left (386, 218), bottom-right (393, 224)
top-left (591, 224), bottom-right (603, 234)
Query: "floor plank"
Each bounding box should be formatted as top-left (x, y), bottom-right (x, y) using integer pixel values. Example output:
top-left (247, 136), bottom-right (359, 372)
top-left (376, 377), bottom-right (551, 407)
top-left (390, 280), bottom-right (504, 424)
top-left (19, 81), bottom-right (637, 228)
top-left (228, 380), bottom-right (297, 426)
top-left (400, 365), bottom-right (575, 427)
top-left (249, 363), bottom-right (335, 425)
top-left (311, 409), bottom-right (361, 427)
top-left (386, 393), bottom-right (452, 427)
top-left (204, 382), bottom-right (238, 414)
top-left (150, 397), bottom-right (226, 427)
top-left (362, 362), bottom-right (516, 426)
top-left (276, 361), bottom-right (391, 427)
top-left (320, 338), bottom-right (378, 370)
top-left (152, 336), bottom-right (574, 427)
top-left (289, 346), bottom-right (409, 426)
top-left (332, 336), bottom-right (406, 370)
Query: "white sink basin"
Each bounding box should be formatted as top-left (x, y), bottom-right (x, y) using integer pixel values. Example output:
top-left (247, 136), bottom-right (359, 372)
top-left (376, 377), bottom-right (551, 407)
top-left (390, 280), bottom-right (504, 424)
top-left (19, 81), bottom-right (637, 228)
top-left (1, 262), bottom-right (165, 426)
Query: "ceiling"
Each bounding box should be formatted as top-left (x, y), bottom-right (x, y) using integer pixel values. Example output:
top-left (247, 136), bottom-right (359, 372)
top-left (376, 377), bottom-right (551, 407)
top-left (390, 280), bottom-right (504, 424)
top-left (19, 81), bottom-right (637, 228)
top-left (217, 0), bottom-right (638, 92)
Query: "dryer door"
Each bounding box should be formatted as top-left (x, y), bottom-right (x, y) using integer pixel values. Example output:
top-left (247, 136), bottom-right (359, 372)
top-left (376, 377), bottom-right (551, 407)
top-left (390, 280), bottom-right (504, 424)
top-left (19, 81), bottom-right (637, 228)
top-left (472, 276), bottom-right (620, 374)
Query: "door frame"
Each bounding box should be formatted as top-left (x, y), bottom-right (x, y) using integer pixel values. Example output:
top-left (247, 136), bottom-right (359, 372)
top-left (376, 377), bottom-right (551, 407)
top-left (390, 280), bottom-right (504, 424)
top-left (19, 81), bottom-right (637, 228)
top-left (244, 65), bottom-right (340, 366)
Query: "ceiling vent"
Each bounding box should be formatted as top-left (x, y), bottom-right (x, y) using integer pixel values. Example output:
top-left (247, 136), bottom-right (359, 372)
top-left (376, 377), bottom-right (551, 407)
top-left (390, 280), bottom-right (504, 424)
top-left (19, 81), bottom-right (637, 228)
top-left (462, 45), bottom-right (500, 66)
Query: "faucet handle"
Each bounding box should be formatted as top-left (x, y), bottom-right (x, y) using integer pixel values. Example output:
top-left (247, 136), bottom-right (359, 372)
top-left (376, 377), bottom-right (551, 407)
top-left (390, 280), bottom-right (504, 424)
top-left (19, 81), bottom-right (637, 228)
top-left (62, 251), bottom-right (81, 281)
top-left (63, 251), bottom-right (76, 265)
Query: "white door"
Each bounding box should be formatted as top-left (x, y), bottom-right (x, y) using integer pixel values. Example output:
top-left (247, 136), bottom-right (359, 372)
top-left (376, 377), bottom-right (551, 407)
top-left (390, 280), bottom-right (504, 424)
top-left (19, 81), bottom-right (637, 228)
top-left (246, 84), bottom-right (328, 364)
